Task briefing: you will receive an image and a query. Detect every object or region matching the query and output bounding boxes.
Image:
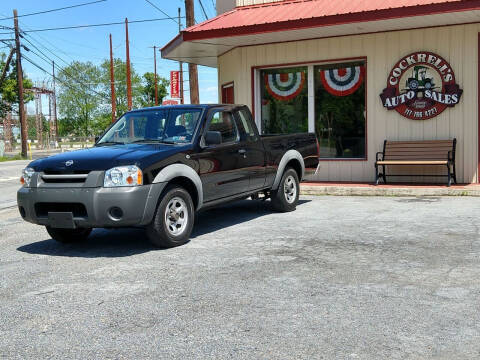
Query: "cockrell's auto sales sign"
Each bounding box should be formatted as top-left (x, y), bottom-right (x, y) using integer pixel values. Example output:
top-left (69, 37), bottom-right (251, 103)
top-left (380, 52), bottom-right (463, 120)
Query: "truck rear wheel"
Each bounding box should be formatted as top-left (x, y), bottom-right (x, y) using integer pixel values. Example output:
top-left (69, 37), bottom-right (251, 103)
top-left (271, 167), bottom-right (299, 212)
top-left (46, 226), bottom-right (92, 243)
top-left (146, 185), bottom-right (194, 248)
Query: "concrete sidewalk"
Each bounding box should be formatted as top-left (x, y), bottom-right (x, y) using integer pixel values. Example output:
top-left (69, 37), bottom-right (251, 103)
top-left (300, 182), bottom-right (480, 196)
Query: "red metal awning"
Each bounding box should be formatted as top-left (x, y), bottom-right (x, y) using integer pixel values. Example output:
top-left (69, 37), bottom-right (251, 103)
top-left (162, 0), bottom-right (480, 67)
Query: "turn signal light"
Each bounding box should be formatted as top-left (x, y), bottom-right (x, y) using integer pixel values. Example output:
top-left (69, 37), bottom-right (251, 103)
top-left (126, 169), bottom-right (142, 185)
top-left (20, 176), bottom-right (25, 185)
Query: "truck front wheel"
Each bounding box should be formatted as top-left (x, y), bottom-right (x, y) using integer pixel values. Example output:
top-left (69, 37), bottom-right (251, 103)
top-left (146, 185), bottom-right (194, 248)
top-left (46, 227), bottom-right (92, 243)
top-left (271, 167), bottom-right (299, 212)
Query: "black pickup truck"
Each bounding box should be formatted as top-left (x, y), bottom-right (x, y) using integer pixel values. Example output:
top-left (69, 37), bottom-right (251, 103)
top-left (17, 105), bottom-right (319, 247)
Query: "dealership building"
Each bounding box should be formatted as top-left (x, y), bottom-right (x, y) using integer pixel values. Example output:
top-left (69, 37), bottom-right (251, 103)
top-left (162, 0), bottom-right (480, 184)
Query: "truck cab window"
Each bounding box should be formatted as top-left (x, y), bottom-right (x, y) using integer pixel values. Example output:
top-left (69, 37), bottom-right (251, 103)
top-left (207, 111), bottom-right (238, 144)
top-left (236, 109), bottom-right (258, 141)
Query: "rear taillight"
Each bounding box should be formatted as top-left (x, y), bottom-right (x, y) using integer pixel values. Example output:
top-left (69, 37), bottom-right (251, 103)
top-left (315, 138), bottom-right (320, 157)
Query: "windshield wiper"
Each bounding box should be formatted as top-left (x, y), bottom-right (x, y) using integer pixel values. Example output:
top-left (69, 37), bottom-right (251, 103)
top-left (132, 139), bottom-right (176, 144)
top-left (96, 141), bottom-right (125, 146)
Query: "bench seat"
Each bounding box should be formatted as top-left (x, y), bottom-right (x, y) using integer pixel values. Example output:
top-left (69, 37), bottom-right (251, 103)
top-left (376, 160), bottom-right (448, 165)
top-left (375, 139), bottom-right (457, 186)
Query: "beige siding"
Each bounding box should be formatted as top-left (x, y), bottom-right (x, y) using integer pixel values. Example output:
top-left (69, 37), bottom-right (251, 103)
top-left (216, 0), bottom-right (235, 14)
top-left (218, 24), bottom-right (479, 183)
top-left (236, 0), bottom-right (284, 6)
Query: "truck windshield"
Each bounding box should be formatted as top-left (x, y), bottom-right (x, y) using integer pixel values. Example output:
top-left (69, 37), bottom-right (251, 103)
top-left (96, 108), bottom-right (203, 145)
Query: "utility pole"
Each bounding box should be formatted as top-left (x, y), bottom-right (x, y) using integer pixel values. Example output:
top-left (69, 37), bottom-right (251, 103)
top-left (13, 9), bottom-right (27, 158)
top-left (178, 7), bottom-right (184, 104)
top-left (109, 34), bottom-right (116, 122)
top-left (52, 61), bottom-right (58, 138)
top-left (125, 18), bottom-right (132, 110)
top-left (153, 45), bottom-right (158, 106)
top-left (185, 0), bottom-right (199, 104)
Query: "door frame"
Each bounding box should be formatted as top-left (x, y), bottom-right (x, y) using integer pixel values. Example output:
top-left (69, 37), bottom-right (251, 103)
top-left (477, 32), bottom-right (480, 182)
top-left (221, 81), bottom-right (235, 104)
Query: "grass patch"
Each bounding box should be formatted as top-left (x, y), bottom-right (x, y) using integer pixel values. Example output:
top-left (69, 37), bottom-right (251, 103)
top-left (0, 154), bottom-right (27, 162)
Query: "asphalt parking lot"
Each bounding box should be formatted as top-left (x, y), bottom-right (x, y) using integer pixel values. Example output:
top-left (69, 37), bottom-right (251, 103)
top-left (1, 195), bottom-right (480, 359)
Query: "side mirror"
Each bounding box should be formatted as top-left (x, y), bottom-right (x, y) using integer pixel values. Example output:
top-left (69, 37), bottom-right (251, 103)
top-left (204, 131), bottom-right (222, 146)
top-left (94, 136), bottom-right (100, 143)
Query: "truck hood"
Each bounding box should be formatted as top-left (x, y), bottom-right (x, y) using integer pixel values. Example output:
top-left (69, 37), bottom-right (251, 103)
top-left (29, 143), bottom-right (190, 172)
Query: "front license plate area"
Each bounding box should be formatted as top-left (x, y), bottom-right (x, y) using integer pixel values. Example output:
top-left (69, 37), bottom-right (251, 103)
top-left (47, 212), bottom-right (76, 229)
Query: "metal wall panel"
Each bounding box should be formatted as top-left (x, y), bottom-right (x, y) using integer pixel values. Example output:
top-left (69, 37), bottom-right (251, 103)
top-left (218, 24), bottom-right (479, 183)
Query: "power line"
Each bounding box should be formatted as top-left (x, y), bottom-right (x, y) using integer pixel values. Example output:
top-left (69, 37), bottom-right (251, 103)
top-left (23, 50), bottom-right (109, 101)
top-left (0, 0), bottom-right (107, 21)
top-left (21, 38), bottom-right (111, 109)
top-left (20, 26), bottom-right (124, 94)
top-left (24, 34), bottom-right (71, 68)
top-left (22, 36), bottom-right (57, 65)
top-left (23, 55), bottom-right (104, 101)
top-left (198, 0), bottom-right (209, 20)
top-left (11, 16), bottom-right (78, 67)
top-left (144, 0), bottom-right (179, 25)
top-left (4, 17), bottom-right (185, 34)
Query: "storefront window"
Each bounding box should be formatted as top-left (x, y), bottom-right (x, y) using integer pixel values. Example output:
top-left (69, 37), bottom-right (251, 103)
top-left (260, 66), bottom-right (308, 134)
top-left (315, 62), bottom-right (366, 158)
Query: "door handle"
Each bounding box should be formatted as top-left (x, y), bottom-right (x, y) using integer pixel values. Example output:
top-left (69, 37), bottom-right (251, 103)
top-left (238, 149), bottom-right (247, 158)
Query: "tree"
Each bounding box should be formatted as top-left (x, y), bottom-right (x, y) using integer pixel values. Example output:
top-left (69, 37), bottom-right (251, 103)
top-left (57, 116), bottom-right (77, 137)
top-left (27, 114), bottom-right (49, 140)
top-left (0, 52), bottom-right (34, 118)
top-left (56, 61), bottom-right (103, 137)
top-left (141, 72), bottom-right (169, 107)
top-left (99, 58), bottom-right (142, 118)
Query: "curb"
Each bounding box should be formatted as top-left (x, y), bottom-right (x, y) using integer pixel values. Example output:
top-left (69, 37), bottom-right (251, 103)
top-left (300, 184), bottom-right (480, 197)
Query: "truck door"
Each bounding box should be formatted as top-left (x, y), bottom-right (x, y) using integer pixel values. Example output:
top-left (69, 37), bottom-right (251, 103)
top-left (196, 109), bottom-right (251, 202)
top-left (234, 107), bottom-right (266, 191)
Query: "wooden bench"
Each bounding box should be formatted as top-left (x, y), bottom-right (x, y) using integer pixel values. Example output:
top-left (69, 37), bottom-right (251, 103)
top-left (375, 139), bottom-right (457, 186)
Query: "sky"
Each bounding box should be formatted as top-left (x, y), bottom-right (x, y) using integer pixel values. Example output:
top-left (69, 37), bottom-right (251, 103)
top-left (0, 0), bottom-right (219, 114)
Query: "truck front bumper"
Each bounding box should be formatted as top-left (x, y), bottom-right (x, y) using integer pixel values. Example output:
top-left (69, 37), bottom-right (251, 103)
top-left (17, 183), bottom-right (167, 229)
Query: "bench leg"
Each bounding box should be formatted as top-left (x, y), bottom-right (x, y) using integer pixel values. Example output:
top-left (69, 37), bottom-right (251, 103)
top-left (453, 162), bottom-right (457, 184)
top-left (375, 164), bottom-right (380, 185)
top-left (447, 164), bottom-right (452, 187)
top-left (382, 165), bottom-right (387, 184)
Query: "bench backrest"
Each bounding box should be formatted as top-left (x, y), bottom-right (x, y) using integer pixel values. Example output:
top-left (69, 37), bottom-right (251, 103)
top-left (383, 139), bottom-right (456, 161)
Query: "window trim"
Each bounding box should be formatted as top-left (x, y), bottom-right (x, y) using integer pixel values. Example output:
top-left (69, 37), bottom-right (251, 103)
top-left (252, 56), bottom-right (368, 161)
top-left (221, 81), bottom-right (235, 104)
top-left (235, 106), bottom-right (260, 142)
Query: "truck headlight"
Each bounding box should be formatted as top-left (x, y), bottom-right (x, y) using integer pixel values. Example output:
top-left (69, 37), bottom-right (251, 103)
top-left (20, 167), bottom-right (35, 187)
top-left (104, 165), bottom-right (143, 187)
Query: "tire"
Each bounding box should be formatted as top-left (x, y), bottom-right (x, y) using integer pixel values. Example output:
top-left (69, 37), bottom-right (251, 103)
top-left (46, 226), bottom-right (92, 243)
top-left (408, 79), bottom-right (419, 91)
top-left (271, 167), bottom-right (300, 212)
top-left (146, 185), bottom-right (195, 248)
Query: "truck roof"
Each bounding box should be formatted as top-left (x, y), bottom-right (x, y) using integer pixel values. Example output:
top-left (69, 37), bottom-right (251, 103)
top-left (127, 104), bottom-right (245, 114)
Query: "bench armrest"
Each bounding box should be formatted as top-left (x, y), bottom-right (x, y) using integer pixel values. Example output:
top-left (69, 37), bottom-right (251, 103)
top-left (376, 152), bottom-right (384, 162)
top-left (448, 150), bottom-right (454, 162)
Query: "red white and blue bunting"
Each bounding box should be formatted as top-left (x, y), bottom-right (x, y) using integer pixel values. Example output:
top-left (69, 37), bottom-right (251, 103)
top-left (320, 66), bottom-right (365, 97)
top-left (265, 72), bottom-right (306, 101)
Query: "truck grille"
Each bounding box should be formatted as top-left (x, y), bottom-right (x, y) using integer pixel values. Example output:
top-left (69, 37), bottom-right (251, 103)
top-left (34, 203), bottom-right (88, 218)
top-left (41, 172), bottom-right (89, 184)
